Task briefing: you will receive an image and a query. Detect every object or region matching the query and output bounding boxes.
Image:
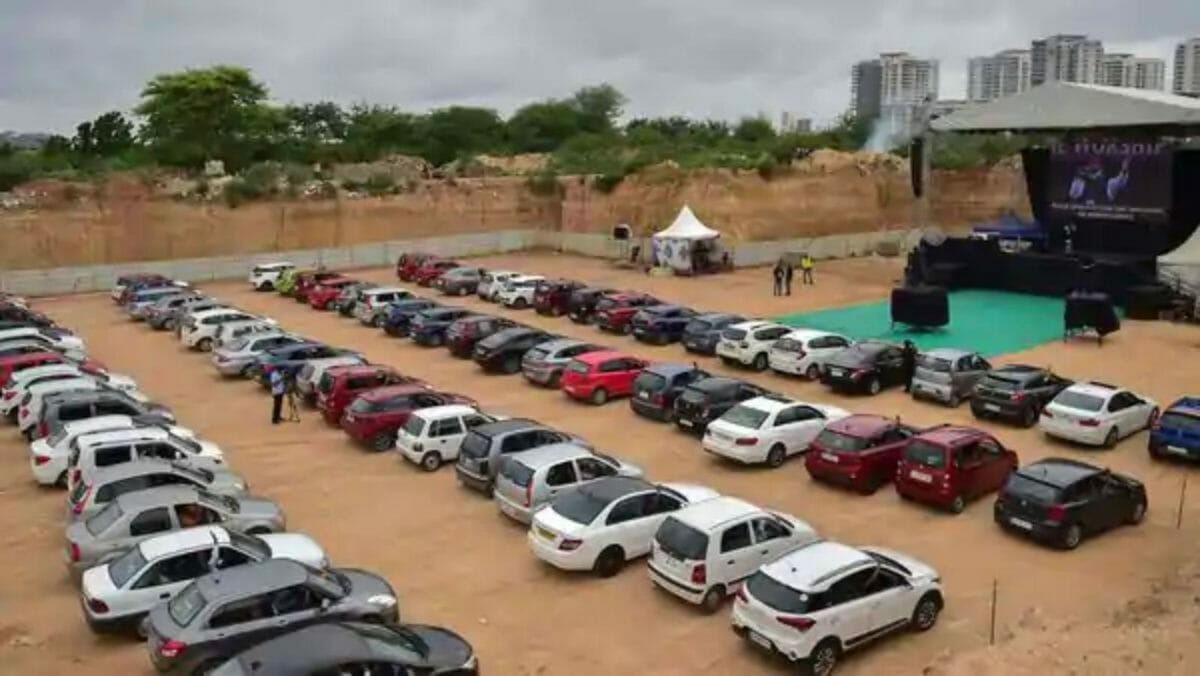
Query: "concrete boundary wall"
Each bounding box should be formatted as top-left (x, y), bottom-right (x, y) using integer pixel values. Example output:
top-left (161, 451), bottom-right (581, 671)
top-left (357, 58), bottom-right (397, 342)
top-left (2, 227), bottom-right (917, 297)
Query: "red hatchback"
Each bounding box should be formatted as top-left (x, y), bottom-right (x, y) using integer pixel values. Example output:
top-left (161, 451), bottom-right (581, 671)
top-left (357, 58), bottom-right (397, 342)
top-left (316, 364), bottom-right (428, 425)
top-left (307, 278), bottom-right (357, 310)
top-left (533, 279), bottom-right (585, 316)
top-left (804, 415), bottom-right (921, 494)
top-left (412, 260), bottom-right (460, 287)
top-left (340, 385), bottom-right (474, 451)
top-left (561, 350), bottom-right (648, 405)
top-left (894, 425), bottom-right (1019, 514)
top-left (594, 292), bottom-right (660, 334)
top-left (397, 253), bottom-right (434, 281)
top-left (294, 271), bottom-right (345, 302)
top-left (0, 351), bottom-right (66, 388)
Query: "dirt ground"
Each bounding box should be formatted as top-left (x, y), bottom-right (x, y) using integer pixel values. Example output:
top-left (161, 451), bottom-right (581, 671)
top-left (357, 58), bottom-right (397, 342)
top-left (2, 253), bottom-right (1198, 676)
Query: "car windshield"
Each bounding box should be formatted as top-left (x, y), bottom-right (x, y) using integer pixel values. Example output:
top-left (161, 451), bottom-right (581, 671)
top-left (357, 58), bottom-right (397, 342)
top-left (524, 348), bottom-right (549, 362)
top-left (814, 429), bottom-right (872, 452)
top-left (499, 459), bottom-right (535, 487)
top-left (721, 328), bottom-right (747, 341)
top-left (746, 571), bottom-right (811, 614)
top-left (565, 361), bottom-right (590, 375)
top-left (633, 372), bottom-right (667, 392)
top-left (1160, 412), bottom-right (1200, 432)
top-left (1054, 390), bottom-right (1105, 412)
top-left (551, 489), bottom-right (611, 525)
top-left (85, 501), bottom-right (123, 535)
top-left (459, 432), bottom-right (490, 459)
top-left (1005, 474), bottom-right (1063, 503)
top-left (224, 337), bottom-right (250, 352)
top-left (348, 397), bottom-right (386, 414)
top-left (308, 564), bottom-right (352, 596)
top-left (170, 435), bottom-right (201, 454)
top-left (917, 355), bottom-right (952, 372)
top-left (773, 338), bottom-right (805, 353)
top-left (47, 425), bottom-right (72, 447)
top-left (595, 298), bottom-right (616, 312)
top-left (684, 319), bottom-right (712, 333)
top-left (108, 546), bottom-right (148, 588)
top-left (402, 415), bottom-right (427, 437)
top-left (904, 440), bottom-right (947, 469)
top-left (678, 387), bottom-right (707, 405)
top-left (720, 405), bottom-right (769, 430)
top-left (168, 582), bottom-right (206, 627)
top-left (981, 376), bottom-right (1020, 391)
top-left (655, 517), bottom-right (708, 561)
top-left (226, 530), bottom-right (270, 560)
top-left (317, 373), bottom-right (337, 395)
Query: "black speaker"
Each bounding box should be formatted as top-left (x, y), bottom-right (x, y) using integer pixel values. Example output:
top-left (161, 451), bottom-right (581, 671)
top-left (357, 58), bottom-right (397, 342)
top-left (910, 138), bottom-right (924, 198)
top-left (612, 226), bottom-right (630, 240)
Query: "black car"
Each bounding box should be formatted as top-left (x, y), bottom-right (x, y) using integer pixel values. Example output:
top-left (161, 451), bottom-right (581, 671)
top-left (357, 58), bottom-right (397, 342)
top-left (630, 364), bottom-right (711, 422)
top-left (630, 305), bottom-right (698, 345)
top-left (446, 315), bottom-right (519, 358)
top-left (672, 377), bottom-right (767, 435)
top-left (567, 286), bottom-right (616, 324)
top-left (473, 327), bottom-right (555, 374)
top-left (971, 364), bottom-right (1074, 427)
top-left (435, 267), bottom-right (485, 296)
top-left (994, 458), bottom-right (1147, 550)
top-left (0, 304), bottom-right (57, 328)
top-left (820, 340), bottom-right (906, 395)
top-left (680, 313), bottom-right (745, 355)
top-left (410, 307), bottom-right (475, 346)
top-left (383, 299), bottom-right (441, 337)
top-left (212, 621), bottom-right (478, 676)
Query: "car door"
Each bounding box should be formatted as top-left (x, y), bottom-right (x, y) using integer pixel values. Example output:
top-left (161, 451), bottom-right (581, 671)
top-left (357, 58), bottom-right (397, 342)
top-left (749, 516), bottom-right (796, 563)
top-left (629, 492), bottom-right (685, 557)
top-left (776, 406), bottom-right (823, 455)
top-left (717, 520), bottom-right (758, 588)
top-left (543, 461), bottom-right (578, 501)
top-left (127, 506), bottom-right (174, 539)
top-left (951, 442), bottom-right (984, 498)
top-left (819, 569), bottom-right (877, 646)
top-left (975, 436), bottom-right (1012, 493)
top-left (861, 566), bottom-right (913, 630)
top-left (603, 494), bottom-right (650, 556)
top-left (1113, 392), bottom-right (1145, 436)
top-left (1095, 475), bottom-right (1132, 531)
top-left (138, 441), bottom-right (186, 462)
top-left (878, 348), bottom-right (905, 385)
top-left (426, 416), bottom-right (465, 459)
top-left (127, 549), bottom-right (211, 607)
top-left (204, 593), bottom-right (278, 651)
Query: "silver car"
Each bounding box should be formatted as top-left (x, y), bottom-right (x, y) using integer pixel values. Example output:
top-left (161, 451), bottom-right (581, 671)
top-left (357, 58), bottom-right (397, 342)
top-left (910, 348), bottom-right (991, 407)
top-left (128, 291), bottom-right (191, 321)
top-left (68, 459), bottom-right (249, 522)
top-left (520, 338), bottom-right (606, 387)
top-left (64, 485), bottom-right (287, 575)
top-left (493, 443), bottom-right (644, 523)
top-left (211, 332), bottom-right (305, 377)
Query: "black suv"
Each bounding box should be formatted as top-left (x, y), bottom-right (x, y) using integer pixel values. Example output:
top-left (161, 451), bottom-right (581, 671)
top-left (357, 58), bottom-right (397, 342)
top-left (680, 313), bottom-right (745, 355)
top-left (455, 419), bottom-right (586, 494)
top-left (383, 299), bottom-right (441, 337)
top-left (409, 307), bottom-right (474, 347)
top-left (37, 390), bottom-right (173, 441)
top-left (630, 364), bottom-right (711, 422)
top-left (672, 377), bottom-right (767, 435)
top-left (994, 458), bottom-right (1147, 550)
top-left (472, 327), bottom-right (555, 374)
top-left (567, 286), bottom-right (616, 324)
top-left (971, 364), bottom-right (1073, 427)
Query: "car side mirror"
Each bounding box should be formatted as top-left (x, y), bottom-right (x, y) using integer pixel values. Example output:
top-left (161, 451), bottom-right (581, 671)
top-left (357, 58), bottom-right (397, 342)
top-left (320, 597), bottom-right (332, 611)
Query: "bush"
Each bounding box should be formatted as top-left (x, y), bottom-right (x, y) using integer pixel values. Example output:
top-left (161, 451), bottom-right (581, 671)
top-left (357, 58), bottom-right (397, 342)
top-left (223, 178), bottom-right (263, 208)
top-left (593, 172), bottom-right (625, 193)
top-left (526, 169), bottom-right (561, 197)
top-left (364, 171), bottom-right (397, 196)
top-left (241, 163), bottom-right (280, 197)
top-left (755, 154), bottom-right (780, 181)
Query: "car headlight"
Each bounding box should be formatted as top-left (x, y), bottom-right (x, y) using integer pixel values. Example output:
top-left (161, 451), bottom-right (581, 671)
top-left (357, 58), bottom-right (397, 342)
top-left (367, 594), bottom-right (397, 607)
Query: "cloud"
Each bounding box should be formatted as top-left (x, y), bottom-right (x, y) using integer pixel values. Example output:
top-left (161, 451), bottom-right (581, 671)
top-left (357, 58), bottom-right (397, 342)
top-left (1, 0), bottom-right (1196, 133)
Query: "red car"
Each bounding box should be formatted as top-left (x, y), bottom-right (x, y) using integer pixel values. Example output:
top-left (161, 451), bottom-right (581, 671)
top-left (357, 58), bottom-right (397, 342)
top-left (412, 260), bottom-right (461, 287)
top-left (804, 414), bottom-right (921, 494)
top-left (0, 351), bottom-right (66, 388)
top-left (894, 425), bottom-right (1019, 513)
top-left (594, 292), bottom-right (660, 334)
top-left (445, 315), bottom-right (518, 358)
top-left (307, 278), bottom-right (357, 310)
top-left (561, 350), bottom-right (648, 405)
top-left (293, 271), bottom-right (345, 302)
top-left (533, 279), bottom-right (586, 316)
top-left (339, 385), bottom-right (474, 451)
top-left (397, 252), bottom-right (434, 281)
top-left (316, 364), bottom-right (428, 425)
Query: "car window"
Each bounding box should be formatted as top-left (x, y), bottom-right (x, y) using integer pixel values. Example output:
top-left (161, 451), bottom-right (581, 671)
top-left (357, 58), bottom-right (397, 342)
top-left (208, 595), bottom-right (272, 629)
top-left (751, 517), bottom-right (791, 543)
top-left (576, 456), bottom-right (617, 481)
top-left (500, 432), bottom-right (531, 453)
top-left (545, 462), bottom-right (577, 486)
top-left (463, 414), bottom-right (491, 428)
top-left (606, 496), bottom-right (645, 525)
top-left (140, 442), bottom-right (184, 461)
top-left (270, 585), bottom-right (322, 616)
top-left (720, 522), bottom-right (753, 552)
top-left (94, 445), bottom-right (133, 467)
top-left (863, 567), bottom-right (905, 596)
top-left (96, 400), bottom-right (134, 416)
top-left (645, 492), bottom-right (684, 515)
top-left (598, 360), bottom-right (623, 374)
top-left (978, 437), bottom-right (1004, 457)
top-left (132, 550), bottom-right (210, 589)
top-left (826, 568), bottom-right (876, 607)
top-left (215, 546), bottom-right (253, 569)
top-left (430, 417), bottom-right (464, 437)
top-left (128, 507), bottom-right (173, 536)
top-left (954, 443), bottom-right (983, 468)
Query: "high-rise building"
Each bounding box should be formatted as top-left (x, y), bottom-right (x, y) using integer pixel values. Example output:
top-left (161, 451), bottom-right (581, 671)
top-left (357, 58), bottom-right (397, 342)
top-left (1175, 37), bottom-right (1200, 97)
top-left (849, 52), bottom-right (938, 143)
top-left (850, 60), bottom-right (883, 119)
top-left (778, 112), bottom-right (812, 134)
top-left (967, 49), bottom-right (1032, 102)
top-left (1102, 54), bottom-right (1166, 90)
top-left (1133, 58), bottom-right (1166, 90)
top-left (1031, 34), bottom-right (1104, 86)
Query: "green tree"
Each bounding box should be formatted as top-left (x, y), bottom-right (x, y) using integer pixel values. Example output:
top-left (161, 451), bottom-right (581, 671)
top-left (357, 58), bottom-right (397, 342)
top-left (733, 117), bottom-right (776, 144)
top-left (73, 111), bottom-right (135, 157)
top-left (570, 84), bottom-right (626, 134)
top-left (417, 106), bottom-right (505, 166)
top-left (826, 112), bottom-right (874, 151)
top-left (341, 105), bottom-right (421, 162)
top-left (506, 100), bottom-right (584, 153)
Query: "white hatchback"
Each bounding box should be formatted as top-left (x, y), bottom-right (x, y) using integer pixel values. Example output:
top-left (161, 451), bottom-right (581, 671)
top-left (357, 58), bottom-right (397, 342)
top-left (67, 426), bottom-right (224, 493)
top-left (0, 327), bottom-right (87, 361)
top-left (768, 329), bottom-right (854, 380)
top-left (1039, 381), bottom-right (1159, 448)
top-left (496, 275), bottom-right (546, 309)
top-left (478, 270), bottom-right (521, 301)
top-left (715, 321), bottom-right (792, 371)
top-left (703, 396), bottom-right (850, 467)
top-left (396, 404), bottom-right (500, 471)
top-left (30, 415), bottom-right (195, 488)
top-left (3, 364), bottom-right (93, 418)
top-left (179, 309), bottom-right (263, 351)
top-left (249, 262), bottom-right (294, 290)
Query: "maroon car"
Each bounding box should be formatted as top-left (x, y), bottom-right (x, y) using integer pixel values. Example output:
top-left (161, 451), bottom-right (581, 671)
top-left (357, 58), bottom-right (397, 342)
top-left (412, 259), bottom-right (460, 287)
top-left (894, 425), bottom-right (1019, 514)
top-left (340, 384), bottom-right (475, 451)
top-left (445, 315), bottom-right (518, 358)
top-left (804, 415), bottom-right (921, 494)
top-left (396, 252), bottom-right (433, 281)
top-left (534, 279), bottom-right (586, 316)
top-left (594, 292), bottom-right (660, 334)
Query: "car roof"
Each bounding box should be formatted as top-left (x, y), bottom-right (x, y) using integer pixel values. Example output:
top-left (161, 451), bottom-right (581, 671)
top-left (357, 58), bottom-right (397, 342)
top-left (77, 426), bottom-right (168, 447)
top-left (326, 364), bottom-right (390, 377)
top-left (737, 395), bottom-right (797, 414)
top-left (64, 415), bottom-right (135, 435)
top-left (90, 458), bottom-right (201, 483)
top-left (254, 262), bottom-right (293, 269)
top-left (643, 304), bottom-right (685, 313)
top-left (509, 274), bottom-right (544, 282)
top-left (761, 541), bottom-right (873, 591)
top-left (0, 350), bottom-right (60, 366)
top-left (574, 350), bottom-right (630, 365)
top-left (781, 328), bottom-right (837, 341)
top-left (688, 376), bottom-right (742, 392)
top-left (914, 425), bottom-right (988, 446)
top-left (575, 476), bottom-right (654, 502)
top-left (471, 418), bottom-right (539, 437)
top-left (645, 363), bottom-right (700, 377)
top-left (693, 312), bottom-right (739, 322)
top-left (1066, 381), bottom-right (1121, 397)
top-left (30, 377), bottom-right (94, 393)
top-left (674, 496), bottom-right (762, 530)
top-left (1166, 397), bottom-right (1200, 418)
top-left (1016, 458), bottom-right (1102, 487)
top-left (411, 404), bottom-right (478, 420)
top-left (825, 414), bottom-right (896, 437)
top-left (360, 384), bottom-right (430, 401)
top-left (728, 320), bottom-right (780, 331)
top-left (196, 559), bottom-right (310, 601)
top-left (923, 347), bottom-right (973, 360)
top-left (535, 338), bottom-right (586, 352)
top-left (510, 442), bottom-right (593, 468)
top-left (990, 364), bottom-right (1044, 379)
top-left (139, 525), bottom-right (230, 561)
top-left (191, 308), bottom-right (244, 320)
top-left (114, 484), bottom-right (205, 510)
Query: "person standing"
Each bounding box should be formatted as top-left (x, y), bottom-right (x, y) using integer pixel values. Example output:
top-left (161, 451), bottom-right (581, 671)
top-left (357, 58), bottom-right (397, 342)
top-left (784, 261), bottom-right (795, 296)
top-left (901, 340), bottom-right (918, 392)
top-left (772, 262), bottom-right (784, 296)
top-left (269, 368), bottom-right (286, 425)
top-left (800, 253), bottom-right (815, 285)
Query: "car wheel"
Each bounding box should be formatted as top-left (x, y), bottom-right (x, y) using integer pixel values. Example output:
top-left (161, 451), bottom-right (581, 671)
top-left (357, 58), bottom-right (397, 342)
top-left (547, 372), bottom-right (562, 389)
top-left (949, 494), bottom-right (966, 514)
top-left (911, 593), bottom-right (942, 631)
top-left (591, 388), bottom-right (609, 405)
top-left (720, 356), bottom-right (734, 367)
top-left (371, 432), bottom-right (395, 453)
top-left (1145, 407), bottom-right (1159, 430)
top-left (1061, 523), bottom-right (1083, 550)
top-left (766, 444), bottom-right (786, 468)
top-left (430, 333), bottom-right (444, 347)
top-left (514, 298), bottom-right (528, 309)
top-left (804, 639), bottom-right (841, 676)
top-left (1103, 427), bottom-right (1119, 449)
top-left (197, 337), bottom-right (213, 352)
top-left (459, 287), bottom-right (469, 296)
top-left (867, 377), bottom-right (882, 395)
top-left (503, 356), bottom-right (520, 375)
top-left (552, 306), bottom-right (563, 317)
top-left (700, 585), bottom-right (725, 614)
top-left (752, 353), bottom-right (768, 371)
top-left (593, 546), bottom-right (625, 578)
top-left (420, 452), bottom-right (442, 472)
top-left (257, 281), bottom-right (272, 292)
top-left (1128, 501), bottom-right (1147, 525)
top-left (805, 363), bottom-right (821, 380)
top-left (373, 315), bottom-right (385, 328)
top-left (622, 323), bottom-right (633, 336)
top-left (947, 392), bottom-right (960, 408)
top-left (1021, 406), bottom-right (1039, 428)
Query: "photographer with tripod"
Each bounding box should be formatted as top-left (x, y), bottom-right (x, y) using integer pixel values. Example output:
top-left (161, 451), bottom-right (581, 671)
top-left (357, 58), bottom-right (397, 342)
top-left (269, 367), bottom-right (302, 424)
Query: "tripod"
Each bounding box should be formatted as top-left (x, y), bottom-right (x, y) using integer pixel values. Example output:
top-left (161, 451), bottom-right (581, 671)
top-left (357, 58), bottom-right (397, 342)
top-left (283, 381), bottom-right (301, 423)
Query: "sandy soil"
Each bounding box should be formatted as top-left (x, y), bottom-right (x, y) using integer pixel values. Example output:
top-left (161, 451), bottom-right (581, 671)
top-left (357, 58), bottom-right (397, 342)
top-left (2, 253), bottom-right (1198, 676)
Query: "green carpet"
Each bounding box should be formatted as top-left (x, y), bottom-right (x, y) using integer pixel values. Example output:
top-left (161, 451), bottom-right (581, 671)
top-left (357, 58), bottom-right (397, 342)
top-left (774, 290), bottom-right (1100, 357)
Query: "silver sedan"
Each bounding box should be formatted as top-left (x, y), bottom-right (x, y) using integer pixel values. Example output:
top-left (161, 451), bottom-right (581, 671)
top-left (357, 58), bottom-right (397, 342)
top-left (211, 332), bottom-right (305, 377)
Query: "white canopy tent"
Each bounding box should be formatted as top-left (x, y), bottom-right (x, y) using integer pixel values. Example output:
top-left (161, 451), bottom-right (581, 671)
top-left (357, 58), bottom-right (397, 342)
top-left (1159, 225), bottom-right (1200, 292)
top-left (651, 205), bottom-right (721, 272)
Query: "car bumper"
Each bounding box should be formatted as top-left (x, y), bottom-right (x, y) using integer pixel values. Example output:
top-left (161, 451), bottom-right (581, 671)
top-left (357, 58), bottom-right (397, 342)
top-left (971, 399), bottom-right (1025, 421)
top-left (681, 336), bottom-right (717, 354)
top-left (30, 450), bottom-right (66, 486)
top-left (730, 604), bottom-right (807, 663)
top-left (1038, 417), bottom-right (1108, 446)
top-left (703, 436), bottom-right (767, 464)
top-left (821, 373), bottom-right (870, 392)
top-left (647, 561), bottom-right (705, 605)
top-left (804, 458), bottom-right (873, 491)
top-left (83, 603), bottom-right (146, 635)
top-left (211, 356), bottom-right (253, 376)
top-left (674, 416), bottom-right (707, 436)
top-left (397, 442), bottom-right (425, 465)
top-left (910, 380), bottom-right (955, 404)
top-left (1148, 435), bottom-right (1200, 460)
top-left (411, 331), bottom-right (443, 346)
top-left (767, 354), bottom-right (806, 375)
top-left (181, 332), bottom-right (204, 348)
top-left (455, 465), bottom-right (490, 492)
top-left (994, 505), bottom-right (1067, 544)
top-left (630, 397), bottom-right (671, 421)
top-left (528, 530), bottom-right (592, 571)
top-left (895, 476), bottom-right (956, 508)
top-left (562, 383), bottom-right (596, 400)
top-left (494, 493), bottom-right (533, 524)
top-left (632, 327), bottom-right (665, 343)
top-left (522, 367), bottom-right (558, 385)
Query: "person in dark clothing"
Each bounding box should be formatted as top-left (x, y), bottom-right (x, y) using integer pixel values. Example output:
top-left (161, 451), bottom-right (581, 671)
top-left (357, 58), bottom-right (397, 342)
top-left (772, 263), bottom-right (784, 296)
top-left (269, 368), bottom-right (285, 424)
top-left (901, 340), bottom-right (918, 392)
top-left (784, 262), bottom-right (794, 296)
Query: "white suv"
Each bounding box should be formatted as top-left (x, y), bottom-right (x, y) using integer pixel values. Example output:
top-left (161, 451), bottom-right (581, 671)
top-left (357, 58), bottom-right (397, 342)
top-left (0, 327), bottom-right (87, 360)
top-left (249, 262), bottom-right (294, 291)
top-left (1038, 381), bottom-right (1158, 448)
top-left (768, 329), bottom-right (853, 380)
top-left (29, 415), bottom-right (194, 488)
top-left (648, 496), bottom-right (819, 612)
top-left (496, 275), bottom-right (546, 309)
top-left (180, 309), bottom-right (264, 351)
top-left (715, 321), bottom-right (791, 371)
top-left (478, 271), bottom-right (521, 301)
top-left (67, 426), bottom-right (224, 492)
top-left (731, 541), bottom-right (943, 675)
top-left (703, 396), bottom-right (849, 467)
top-left (396, 404), bottom-right (500, 471)
top-left (353, 287), bottom-right (412, 326)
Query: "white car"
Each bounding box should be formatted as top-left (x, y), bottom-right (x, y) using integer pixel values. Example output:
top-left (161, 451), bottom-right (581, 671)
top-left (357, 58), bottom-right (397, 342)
top-left (496, 275), bottom-right (546, 309)
top-left (715, 321), bottom-right (792, 371)
top-left (179, 309), bottom-right (263, 351)
top-left (731, 541), bottom-right (943, 675)
top-left (17, 376), bottom-right (148, 434)
top-left (648, 496), bottom-right (820, 612)
top-left (0, 327), bottom-right (87, 360)
top-left (396, 404), bottom-right (501, 471)
top-left (29, 415), bottom-right (195, 488)
top-left (478, 270), bottom-right (521, 301)
top-left (214, 320), bottom-right (280, 350)
top-left (703, 396), bottom-right (850, 467)
top-left (3, 364), bottom-right (91, 418)
top-left (79, 525), bottom-right (327, 635)
top-left (528, 477), bottom-right (719, 576)
top-left (353, 287), bottom-right (413, 326)
top-left (67, 426), bottom-right (225, 493)
top-left (768, 329), bottom-right (854, 380)
top-left (249, 262), bottom-right (294, 291)
top-left (5, 369), bottom-right (138, 421)
top-left (1039, 381), bottom-right (1159, 448)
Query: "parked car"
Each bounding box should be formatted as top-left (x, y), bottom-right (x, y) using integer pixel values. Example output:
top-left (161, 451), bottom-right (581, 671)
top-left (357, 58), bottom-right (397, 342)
top-left (68, 459), bottom-right (248, 521)
top-left (494, 444), bottom-right (644, 523)
top-left (496, 274), bottom-right (547, 309)
top-left (804, 414), bottom-right (922, 494)
top-left (473, 327), bottom-right (556, 374)
top-left (413, 259), bottom-right (461, 287)
top-left (594, 292), bottom-right (661, 334)
top-left (647, 496), bottom-right (819, 612)
top-left (111, 273), bottom-right (169, 302)
top-left (561, 350), bottom-right (648, 405)
top-left (630, 364), bottom-right (710, 422)
top-left (143, 294), bottom-right (207, 330)
top-left (35, 388), bottom-right (171, 443)
top-left (396, 404), bottom-right (500, 471)
top-left (567, 286), bottom-right (616, 324)
top-left (1039, 381), bottom-right (1159, 448)
top-left (767, 328), bottom-right (854, 380)
top-left (248, 262), bottom-right (294, 291)
top-left (731, 541), bottom-right (943, 675)
top-left (820, 340), bottom-right (907, 395)
top-left (352, 287), bottom-right (412, 326)
top-left (477, 270), bottom-right (521, 301)
top-left (0, 326), bottom-right (87, 360)
top-left (910, 348), bottom-right (991, 407)
top-left (307, 277), bottom-right (358, 310)
top-left (434, 266), bottom-right (485, 296)
top-left (316, 364), bottom-right (428, 426)
top-left (409, 307), bottom-right (475, 347)
top-left (293, 271), bottom-right (346, 302)
top-left (673, 376), bottom-right (768, 436)
top-left (382, 298), bottom-right (442, 337)
top-left (180, 309), bottom-right (262, 352)
top-left (455, 419), bottom-right (588, 495)
top-left (126, 289), bottom-right (189, 319)
top-left (397, 251), bottom-right (434, 281)
top-left (294, 354), bottom-right (370, 403)
top-left (703, 396), bottom-right (850, 468)
top-left (1148, 396), bottom-right (1200, 461)
top-left (65, 485), bottom-right (287, 575)
top-left (894, 425), bottom-right (1019, 514)
top-left (29, 414), bottom-right (189, 488)
top-left (214, 320), bottom-right (279, 350)
top-left (994, 458), bottom-right (1147, 549)
top-left (67, 426), bottom-right (225, 493)
top-left (324, 281), bottom-right (369, 316)
top-left (340, 385), bottom-right (474, 452)
top-left (630, 305), bottom-right (697, 344)
top-left (253, 342), bottom-right (360, 383)
top-left (0, 350), bottom-right (66, 389)
top-left (117, 278), bottom-right (188, 306)
top-left (162, 298), bottom-right (228, 333)
top-left (520, 338), bottom-right (605, 387)
top-left (273, 267), bottom-right (302, 296)
top-left (970, 364), bottom-right (1073, 427)
top-left (4, 363), bottom-right (127, 421)
top-left (143, 559), bottom-right (399, 675)
top-left (534, 279), bottom-right (586, 316)
top-left (446, 315), bottom-right (519, 358)
top-left (0, 304), bottom-right (57, 328)
top-left (715, 320), bottom-right (791, 371)
top-left (211, 333), bottom-right (305, 377)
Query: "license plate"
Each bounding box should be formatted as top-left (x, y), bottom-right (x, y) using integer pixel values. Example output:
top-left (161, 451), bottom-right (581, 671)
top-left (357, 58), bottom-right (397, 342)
top-left (748, 631), bottom-right (773, 651)
top-left (536, 526), bottom-right (555, 541)
top-left (1166, 445), bottom-right (1191, 456)
top-left (1009, 517), bottom-right (1033, 530)
top-left (679, 419), bottom-right (693, 428)
top-left (984, 403), bottom-right (1001, 412)
top-left (821, 452), bottom-right (838, 463)
top-left (909, 470), bottom-right (933, 483)
top-left (830, 368), bottom-right (845, 376)
top-left (639, 391), bottom-right (650, 400)
top-left (500, 500), bottom-right (518, 517)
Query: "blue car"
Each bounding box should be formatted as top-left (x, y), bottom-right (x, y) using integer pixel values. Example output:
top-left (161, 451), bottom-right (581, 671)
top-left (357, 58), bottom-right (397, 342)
top-left (630, 305), bottom-right (698, 345)
top-left (1149, 397), bottom-right (1200, 461)
top-left (252, 341), bottom-right (358, 385)
top-left (383, 299), bottom-right (441, 338)
top-left (409, 307), bottom-right (474, 347)
top-left (680, 312), bottom-right (745, 355)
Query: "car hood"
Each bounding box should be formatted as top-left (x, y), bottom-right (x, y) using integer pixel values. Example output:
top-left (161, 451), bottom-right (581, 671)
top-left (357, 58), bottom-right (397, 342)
top-left (81, 563), bottom-right (119, 599)
top-left (860, 546), bottom-right (939, 582)
top-left (659, 483), bottom-right (720, 504)
top-left (105, 373), bottom-right (138, 390)
top-left (612, 458), bottom-right (645, 478)
top-left (406, 624), bottom-right (475, 670)
top-left (340, 568), bottom-right (400, 609)
top-left (206, 468), bottom-right (250, 494)
top-left (259, 533), bottom-right (329, 567)
top-left (826, 352), bottom-right (873, 369)
top-left (229, 494), bottom-right (285, 523)
top-left (196, 440), bottom-right (225, 463)
top-left (814, 405), bottom-right (852, 421)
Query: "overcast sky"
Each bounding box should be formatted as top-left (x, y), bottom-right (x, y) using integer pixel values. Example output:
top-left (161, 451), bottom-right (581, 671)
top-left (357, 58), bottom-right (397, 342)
top-left (1, 0), bottom-right (1196, 134)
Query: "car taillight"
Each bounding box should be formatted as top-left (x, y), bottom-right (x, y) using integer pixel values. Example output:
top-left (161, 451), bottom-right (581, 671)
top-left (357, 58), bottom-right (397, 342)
top-left (559, 538), bottom-right (582, 551)
top-left (159, 639), bottom-right (188, 659)
top-left (72, 487), bottom-right (90, 514)
top-left (1079, 419), bottom-right (1100, 427)
top-left (18, 407), bottom-right (27, 418)
top-left (3, 391), bottom-right (15, 400)
top-left (524, 481), bottom-right (533, 508)
top-left (652, 393), bottom-right (665, 405)
top-left (691, 563), bottom-right (706, 585)
top-left (72, 468), bottom-right (82, 484)
top-left (852, 369), bottom-right (869, 379)
top-left (86, 597), bottom-right (109, 614)
top-left (735, 437), bottom-right (758, 446)
top-left (34, 455), bottom-right (50, 466)
top-left (777, 615), bottom-right (816, 632)
top-left (38, 420), bottom-right (48, 437)
top-left (1047, 504), bottom-right (1066, 522)
top-left (69, 542), bottom-right (81, 562)
top-left (1010, 391), bottom-right (1025, 402)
